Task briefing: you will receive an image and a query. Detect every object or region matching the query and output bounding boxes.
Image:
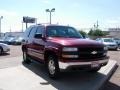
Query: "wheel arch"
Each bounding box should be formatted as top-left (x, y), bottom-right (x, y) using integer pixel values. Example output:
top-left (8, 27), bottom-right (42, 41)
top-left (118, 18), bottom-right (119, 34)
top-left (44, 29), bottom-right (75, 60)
top-left (0, 46), bottom-right (3, 53)
top-left (44, 50), bottom-right (58, 62)
top-left (22, 45), bottom-right (27, 52)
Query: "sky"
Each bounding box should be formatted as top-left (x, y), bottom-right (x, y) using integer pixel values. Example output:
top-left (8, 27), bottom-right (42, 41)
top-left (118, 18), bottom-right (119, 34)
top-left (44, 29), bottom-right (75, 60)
top-left (0, 0), bottom-right (120, 32)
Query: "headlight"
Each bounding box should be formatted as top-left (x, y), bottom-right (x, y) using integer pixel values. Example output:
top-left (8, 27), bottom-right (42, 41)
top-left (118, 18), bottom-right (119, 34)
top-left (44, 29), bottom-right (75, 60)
top-left (63, 47), bottom-right (78, 52)
top-left (104, 46), bottom-right (108, 51)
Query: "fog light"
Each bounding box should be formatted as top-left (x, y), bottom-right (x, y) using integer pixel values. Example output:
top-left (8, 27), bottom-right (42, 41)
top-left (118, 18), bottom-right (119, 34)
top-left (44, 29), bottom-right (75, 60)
top-left (63, 47), bottom-right (78, 52)
top-left (103, 52), bottom-right (107, 56)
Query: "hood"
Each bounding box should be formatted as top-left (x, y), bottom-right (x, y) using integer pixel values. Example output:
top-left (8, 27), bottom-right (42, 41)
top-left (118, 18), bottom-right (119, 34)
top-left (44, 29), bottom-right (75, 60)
top-left (0, 43), bottom-right (8, 47)
top-left (47, 37), bottom-right (103, 47)
top-left (103, 42), bottom-right (117, 45)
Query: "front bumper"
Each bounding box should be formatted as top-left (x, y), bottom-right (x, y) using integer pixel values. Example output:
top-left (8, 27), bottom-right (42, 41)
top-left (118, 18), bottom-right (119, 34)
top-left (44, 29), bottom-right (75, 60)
top-left (59, 59), bottom-right (109, 70)
top-left (107, 45), bottom-right (117, 49)
top-left (4, 48), bottom-right (10, 52)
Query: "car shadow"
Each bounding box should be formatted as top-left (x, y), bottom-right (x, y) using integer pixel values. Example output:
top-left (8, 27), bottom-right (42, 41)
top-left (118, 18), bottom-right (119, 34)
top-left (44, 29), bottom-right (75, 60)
top-left (0, 53), bottom-right (10, 56)
top-left (22, 60), bottom-right (119, 90)
top-left (108, 49), bottom-right (120, 51)
top-left (101, 81), bottom-right (120, 90)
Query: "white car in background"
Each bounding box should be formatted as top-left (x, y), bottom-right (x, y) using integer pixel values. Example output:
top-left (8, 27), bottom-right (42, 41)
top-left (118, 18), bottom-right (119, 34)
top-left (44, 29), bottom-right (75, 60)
top-left (0, 43), bottom-right (10, 55)
top-left (96, 38), bottom-right (118, 50)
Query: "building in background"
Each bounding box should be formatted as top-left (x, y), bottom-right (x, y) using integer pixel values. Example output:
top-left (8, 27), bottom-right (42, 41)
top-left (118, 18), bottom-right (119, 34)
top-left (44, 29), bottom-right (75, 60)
top-left (108, 28), bottom-right (120, 38)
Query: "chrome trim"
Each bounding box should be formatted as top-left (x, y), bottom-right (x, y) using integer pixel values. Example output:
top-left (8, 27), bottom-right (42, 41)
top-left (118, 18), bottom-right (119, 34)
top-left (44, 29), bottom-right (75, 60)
top-left (91, 51), bottom-right (97, 55)
top-left (59, 59), bottom-right (109, 70)
top-left (62, 55), bottom-right (78, 58)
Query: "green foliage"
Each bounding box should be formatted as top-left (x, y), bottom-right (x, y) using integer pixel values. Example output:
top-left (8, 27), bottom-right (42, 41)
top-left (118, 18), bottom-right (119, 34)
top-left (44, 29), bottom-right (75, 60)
top-left (88, 28), bottom-right (106, 36)
top-left (88, 29), bottom-right (94, 36)
top-left (79, 30), bottom-right (87, 38)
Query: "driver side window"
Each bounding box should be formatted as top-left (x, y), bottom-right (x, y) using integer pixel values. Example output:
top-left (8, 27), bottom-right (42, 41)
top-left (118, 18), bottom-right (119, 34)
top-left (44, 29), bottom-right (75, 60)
top-left (35, 26), bottom-right (44, 35)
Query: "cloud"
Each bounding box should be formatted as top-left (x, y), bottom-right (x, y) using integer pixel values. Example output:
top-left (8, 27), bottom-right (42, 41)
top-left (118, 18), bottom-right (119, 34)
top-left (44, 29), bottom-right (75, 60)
top-left (105, 17), bottom-right (120, 24)
top-left (0, 10), bottom-right (18, 17)
top-left (106, 19), bottom-right (119, 24)
top-left (0, 10), bottom-right (22, 32)
top-left (102, 18), bottom-right (120, 28)
top-left (42, 0), bottom-right (51, 4)
top-left (72, 2), bottom-right (80, 7)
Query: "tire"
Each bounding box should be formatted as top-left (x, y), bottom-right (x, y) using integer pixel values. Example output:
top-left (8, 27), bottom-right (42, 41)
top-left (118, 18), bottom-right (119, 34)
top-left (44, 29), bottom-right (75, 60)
top-left (0, 47), bottom-right (3, 55)
top-left (46, 55), bottom-right (60, 79)
top-left (23, 51), bottom-right (31, 64)
top-left (115, 47), bottom-right (118, 51)
top-left (89, 67), bottom-right (101, 72)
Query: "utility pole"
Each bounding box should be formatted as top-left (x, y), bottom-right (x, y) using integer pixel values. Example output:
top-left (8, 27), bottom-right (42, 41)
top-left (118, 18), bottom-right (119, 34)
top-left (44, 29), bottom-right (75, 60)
top-left (22, 21), bottom-right (23, 32)
top-left (0, 16), bottom-right (3, 37)
top-left (96, 20), bottom-right (99, 29)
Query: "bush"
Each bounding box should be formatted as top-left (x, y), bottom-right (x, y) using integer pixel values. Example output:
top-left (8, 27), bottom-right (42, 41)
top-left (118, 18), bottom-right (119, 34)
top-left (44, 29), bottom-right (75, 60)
top-left (79, 30), bottom-right (87, 38)
top-left (88, 28), bottom-right (106, 36)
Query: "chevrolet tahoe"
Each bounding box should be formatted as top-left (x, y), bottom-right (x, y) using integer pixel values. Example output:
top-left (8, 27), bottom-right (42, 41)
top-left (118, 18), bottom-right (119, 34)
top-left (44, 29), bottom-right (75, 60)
top-left (22, 24), bottom-right (109, 78)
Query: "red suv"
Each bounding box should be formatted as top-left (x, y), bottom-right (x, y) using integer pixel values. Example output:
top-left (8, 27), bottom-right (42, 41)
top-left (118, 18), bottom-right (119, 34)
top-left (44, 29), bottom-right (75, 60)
top-left (22, 24), bottom-right (109, 78)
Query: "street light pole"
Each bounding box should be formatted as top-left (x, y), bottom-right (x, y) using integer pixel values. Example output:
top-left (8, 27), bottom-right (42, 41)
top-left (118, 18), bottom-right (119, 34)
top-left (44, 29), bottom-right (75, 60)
top-left (46, 8), bottom-right (55, 24)
top-left (0, 16), bottom-right (3, 37)
top-left (50, 11), bottom-right (52, 24)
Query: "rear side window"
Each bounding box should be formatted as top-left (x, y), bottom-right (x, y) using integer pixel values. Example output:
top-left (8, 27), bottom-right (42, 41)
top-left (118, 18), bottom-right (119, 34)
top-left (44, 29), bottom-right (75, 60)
top-left (35, 26), bottom-right (44, 35)
top-left (24, 26), bottom-right (32, 38)
top-left (29, 26), bottom-right (38, 38)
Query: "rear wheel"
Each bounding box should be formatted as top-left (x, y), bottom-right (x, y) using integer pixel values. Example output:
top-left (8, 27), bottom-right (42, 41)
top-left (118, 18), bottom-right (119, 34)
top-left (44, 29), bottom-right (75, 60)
top-left (46, 55), bottom-right (60, 79)
top-left (0, 47), bottom-right (3, 55)
top-left (23, 51), bottom-right (31, 64)
top-left (115, 47), bottom-right (118, 51)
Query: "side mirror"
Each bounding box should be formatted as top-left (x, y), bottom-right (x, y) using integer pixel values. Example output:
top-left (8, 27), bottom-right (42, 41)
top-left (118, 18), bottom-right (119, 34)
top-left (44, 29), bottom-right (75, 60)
top-left (34, 33), bottom-right (42, 39)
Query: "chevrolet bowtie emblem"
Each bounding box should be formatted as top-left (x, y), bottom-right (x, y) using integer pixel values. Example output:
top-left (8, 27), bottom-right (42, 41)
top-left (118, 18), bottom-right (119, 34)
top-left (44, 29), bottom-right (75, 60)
top-left (91, 51), bottom-right (97, 54)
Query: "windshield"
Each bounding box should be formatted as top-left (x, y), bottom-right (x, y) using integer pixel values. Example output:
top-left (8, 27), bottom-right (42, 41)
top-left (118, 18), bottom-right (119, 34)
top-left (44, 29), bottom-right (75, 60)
top-left (46, 26), bottom-right (82, 38)
top-left (104, 38), bottom-right (114, 42)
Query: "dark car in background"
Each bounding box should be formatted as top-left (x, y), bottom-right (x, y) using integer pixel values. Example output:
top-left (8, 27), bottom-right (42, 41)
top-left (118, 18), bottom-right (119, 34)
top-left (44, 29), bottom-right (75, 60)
top-left (113, 38), bottom-right (120, 49)
top-left (1, 36), bottom-right (23, 45)
top-left (12, 36), bottom-right (24, 45)
top-left (0, 38), bottom-right (4, 43)
top-left (4, 36), bottom-right (15, 45)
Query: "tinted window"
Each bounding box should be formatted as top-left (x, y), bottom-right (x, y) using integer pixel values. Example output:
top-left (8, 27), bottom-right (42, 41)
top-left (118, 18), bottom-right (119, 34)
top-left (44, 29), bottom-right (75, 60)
top-left (104, 38), bottom-right (114, 42)
top-left (35, 26), bottom-right (44, 34)
top-left (46, 26), bottom-right (82, 38)
top-left (24, 26), bottom-right (32, 38)
top-left (29, 27), bottom-right (37, 38)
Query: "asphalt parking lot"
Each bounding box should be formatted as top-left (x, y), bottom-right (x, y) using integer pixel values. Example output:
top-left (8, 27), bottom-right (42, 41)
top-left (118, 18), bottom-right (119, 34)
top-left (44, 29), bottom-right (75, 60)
top-left (0, 45), bottom-right (120, 90)
top-left (0, 45), bottom-right (22, 59)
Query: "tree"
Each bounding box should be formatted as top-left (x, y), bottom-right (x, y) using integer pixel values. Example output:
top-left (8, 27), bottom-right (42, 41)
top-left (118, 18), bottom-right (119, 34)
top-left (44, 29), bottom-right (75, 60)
top-left (88, 28), bottom-right (105, 36)
top-left (93, 29), bottom-right (104, 36)
top-left (79, 30), bottom-right (87, 38)
top-left (88, 28), bottom-right (94, 36)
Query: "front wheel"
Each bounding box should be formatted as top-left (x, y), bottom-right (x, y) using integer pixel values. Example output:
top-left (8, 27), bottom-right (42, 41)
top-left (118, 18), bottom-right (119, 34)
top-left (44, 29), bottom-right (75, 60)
top-left (115, 47), bottom-right (118, 51)
top-left (46, 55), bottom-right (60, 79)
top-left (23, 51), bottom-right (31, 64)
top-left (0, 47), bottom-right (3, 55)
